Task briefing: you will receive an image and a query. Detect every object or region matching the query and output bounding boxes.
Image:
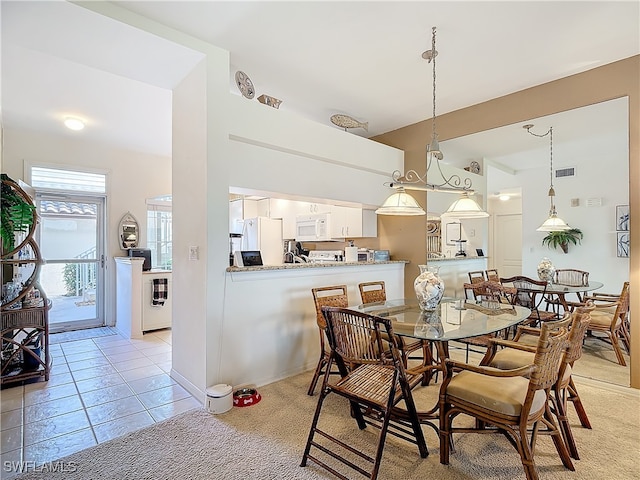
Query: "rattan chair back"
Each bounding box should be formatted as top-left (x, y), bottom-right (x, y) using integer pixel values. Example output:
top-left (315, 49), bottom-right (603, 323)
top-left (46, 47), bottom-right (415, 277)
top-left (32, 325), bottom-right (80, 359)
top-left (529, 315), bottom-right (572, 393)
top-left (554, 269), bottom-right (589, 287)
top-left (358, 281), bottom-right (386, 304)
top-left (463, 280), bottom-right (516, 304)
top-left (311, 285), bottom-right (348, 330)
top-left (563, 302), bottom-right (595, 366)
top-left (485, 268), bottom-right (500, 282)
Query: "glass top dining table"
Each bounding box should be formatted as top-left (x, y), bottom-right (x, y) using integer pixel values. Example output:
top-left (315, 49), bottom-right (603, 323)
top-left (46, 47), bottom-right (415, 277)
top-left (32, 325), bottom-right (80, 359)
top-left (523, 281), bottom-right (603, 311)
top-left (346, 297), bottom-right (532, 422)
top-left (348, 297), bottom-right (531, 343)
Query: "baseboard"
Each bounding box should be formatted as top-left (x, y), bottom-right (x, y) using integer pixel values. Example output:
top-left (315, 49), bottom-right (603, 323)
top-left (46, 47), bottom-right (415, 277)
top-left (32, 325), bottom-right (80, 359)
top-left (170, 368), bottom-right (204, 404)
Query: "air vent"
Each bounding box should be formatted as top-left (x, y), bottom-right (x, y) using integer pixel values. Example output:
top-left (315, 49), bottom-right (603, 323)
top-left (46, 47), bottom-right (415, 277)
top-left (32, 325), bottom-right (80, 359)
top-left (555, 167), bottom-right (575, 178)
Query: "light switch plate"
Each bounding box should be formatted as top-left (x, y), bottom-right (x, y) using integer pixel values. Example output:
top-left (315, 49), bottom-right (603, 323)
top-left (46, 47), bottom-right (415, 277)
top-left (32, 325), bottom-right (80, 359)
top-left (189, 246), bottom-right (199, 260)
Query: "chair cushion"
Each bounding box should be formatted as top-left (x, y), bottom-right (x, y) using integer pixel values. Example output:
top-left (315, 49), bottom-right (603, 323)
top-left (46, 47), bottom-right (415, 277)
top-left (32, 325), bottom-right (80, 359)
top-left (589, 310), bottom-right (619, 328)
top-left (446, 370), bottom-right (547, 417)
top-left (489, 349), bottom-right (572, 386)
top-left (488, 348), bottom-right (534, 371)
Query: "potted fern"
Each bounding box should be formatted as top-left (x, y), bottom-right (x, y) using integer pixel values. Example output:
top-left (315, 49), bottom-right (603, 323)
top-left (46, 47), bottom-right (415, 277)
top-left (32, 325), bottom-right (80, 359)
top-left (541, 228), bottom-right (583, 254)
top-left (1, 174), bottom-right (37, 254)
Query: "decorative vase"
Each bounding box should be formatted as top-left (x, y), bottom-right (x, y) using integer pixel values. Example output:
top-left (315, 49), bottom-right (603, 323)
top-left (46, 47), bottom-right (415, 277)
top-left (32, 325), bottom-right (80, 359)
top-left (414, 265), bottom-right (445, 311)
top-left (537, 257), bottom-right (555, 284)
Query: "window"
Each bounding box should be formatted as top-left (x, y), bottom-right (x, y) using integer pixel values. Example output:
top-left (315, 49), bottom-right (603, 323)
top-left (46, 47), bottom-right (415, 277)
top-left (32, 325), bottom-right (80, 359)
top-left (147, 196), bottom-right (172, 270)
top-left (30, 166), bottom-right (106, 193)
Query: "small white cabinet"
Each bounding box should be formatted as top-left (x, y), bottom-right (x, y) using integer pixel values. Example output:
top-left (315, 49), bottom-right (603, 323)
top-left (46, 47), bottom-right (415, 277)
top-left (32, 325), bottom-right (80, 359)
top-left (115, 257), bottom-right (172, 339)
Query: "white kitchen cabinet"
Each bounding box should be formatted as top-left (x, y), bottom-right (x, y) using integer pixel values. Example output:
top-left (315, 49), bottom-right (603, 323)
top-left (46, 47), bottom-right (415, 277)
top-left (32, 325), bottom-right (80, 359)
top-left (330, 206), bottom-right (377, 239)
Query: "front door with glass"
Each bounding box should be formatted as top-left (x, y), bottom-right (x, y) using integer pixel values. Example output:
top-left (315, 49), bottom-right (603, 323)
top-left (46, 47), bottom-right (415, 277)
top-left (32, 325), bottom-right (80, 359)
top-left (36, 194), bottom-right (105, 333)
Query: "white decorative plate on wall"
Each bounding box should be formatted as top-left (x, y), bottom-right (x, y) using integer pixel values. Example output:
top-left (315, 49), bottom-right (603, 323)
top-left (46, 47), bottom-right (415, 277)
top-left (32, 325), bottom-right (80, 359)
top-left (235, 71), bottom-right (255, 99)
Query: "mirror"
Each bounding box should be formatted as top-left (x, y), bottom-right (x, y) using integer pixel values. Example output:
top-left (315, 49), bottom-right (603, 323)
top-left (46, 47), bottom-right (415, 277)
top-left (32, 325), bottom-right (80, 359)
top-left (119, 212), bottom-right (139, 250)
top-left (439, 97), bottom-right (630, 387)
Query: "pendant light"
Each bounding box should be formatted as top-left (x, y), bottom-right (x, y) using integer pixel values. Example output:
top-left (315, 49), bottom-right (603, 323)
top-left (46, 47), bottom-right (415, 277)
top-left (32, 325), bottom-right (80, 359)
top-left (377, 26), bottom-right (487, 218)
top-left (446, 192), bottom-right (489, 218)
top-left (524, 124), bottom-right (571, 231)
top-left (375, 187), bottom-right (426, 216)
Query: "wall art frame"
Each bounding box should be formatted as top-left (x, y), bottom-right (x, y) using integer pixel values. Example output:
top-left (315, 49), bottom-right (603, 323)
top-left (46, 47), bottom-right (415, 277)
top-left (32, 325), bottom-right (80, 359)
top-left (617, 231), bottom-right (629, 258)
top-left (615, 204), bottom-right (629, 231)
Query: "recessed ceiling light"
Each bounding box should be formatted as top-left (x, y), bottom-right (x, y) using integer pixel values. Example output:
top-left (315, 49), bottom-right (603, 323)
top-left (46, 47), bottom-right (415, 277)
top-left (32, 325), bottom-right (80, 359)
top-left (64, 117), bottom-right (85, 131)
top-left (499, 194), bottom-right (510, 201)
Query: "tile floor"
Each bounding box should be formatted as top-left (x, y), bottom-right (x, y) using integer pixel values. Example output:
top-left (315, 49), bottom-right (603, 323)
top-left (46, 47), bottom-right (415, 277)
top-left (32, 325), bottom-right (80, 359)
top-left (1, 327), bottom-right (201, 478)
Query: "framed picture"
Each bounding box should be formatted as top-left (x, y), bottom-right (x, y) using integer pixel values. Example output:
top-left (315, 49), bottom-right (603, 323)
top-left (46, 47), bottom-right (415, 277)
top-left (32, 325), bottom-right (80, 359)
top-left (615, 204), bottom-right (629, 231)
top-left (617, 231), bottom-right (629, 258)
top-left (445, 222), bottom-right (462, 245)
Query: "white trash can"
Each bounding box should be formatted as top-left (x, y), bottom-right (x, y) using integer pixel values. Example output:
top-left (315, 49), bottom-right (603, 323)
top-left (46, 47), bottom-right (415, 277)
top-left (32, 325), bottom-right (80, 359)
top-left (205, 384), bottom-right (233, 414)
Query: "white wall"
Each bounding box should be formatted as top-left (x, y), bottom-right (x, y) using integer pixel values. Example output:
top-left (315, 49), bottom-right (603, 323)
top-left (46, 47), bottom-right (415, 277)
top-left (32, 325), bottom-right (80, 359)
top-left (2, 129), bottom-right (171, 324)
top-left (488, 124), bottom-right (629, 291)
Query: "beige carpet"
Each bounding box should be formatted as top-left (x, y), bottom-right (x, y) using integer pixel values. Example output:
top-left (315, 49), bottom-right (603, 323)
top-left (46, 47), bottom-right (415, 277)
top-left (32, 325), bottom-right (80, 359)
top-left (15, 370), bottom-right (640, 480)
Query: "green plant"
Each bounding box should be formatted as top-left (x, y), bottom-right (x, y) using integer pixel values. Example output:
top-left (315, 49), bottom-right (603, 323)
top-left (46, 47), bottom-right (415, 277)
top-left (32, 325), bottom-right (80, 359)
top-left (541, 228), bottom-right (583, 254)
top-left (62, 263), bottom-right (78, 296)
top-left (1, 174), bottom-right (37, 253)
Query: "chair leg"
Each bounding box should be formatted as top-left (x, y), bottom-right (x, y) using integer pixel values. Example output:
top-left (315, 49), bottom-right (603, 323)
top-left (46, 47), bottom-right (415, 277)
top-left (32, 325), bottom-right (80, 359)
top-left (439, 400), bottom-right (451, 465)
top-left (301, 385), bottom-right (330, 466)
top-left (608, 332), bottom-right (627, 366)
top-left (553, 387), bottom-right (580, 460)
top-left (307, 352), bottom-right (328, 396)
top-left (567, 377), bottom-right (591, 429)
top-left (544, 403), bottom-right (575, 471)
top-left (513, 425), bottom-right (539, 480)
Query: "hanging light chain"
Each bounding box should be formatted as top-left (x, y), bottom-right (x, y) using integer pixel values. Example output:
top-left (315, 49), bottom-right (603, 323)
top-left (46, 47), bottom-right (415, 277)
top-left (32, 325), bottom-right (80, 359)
top-left (431, 26), bottom-right (437, 140)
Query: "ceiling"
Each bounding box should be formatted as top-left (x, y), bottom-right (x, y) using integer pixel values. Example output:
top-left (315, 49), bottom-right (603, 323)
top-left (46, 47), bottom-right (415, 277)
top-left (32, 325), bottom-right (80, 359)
top-left (2, 1), bottom-right (639, 164)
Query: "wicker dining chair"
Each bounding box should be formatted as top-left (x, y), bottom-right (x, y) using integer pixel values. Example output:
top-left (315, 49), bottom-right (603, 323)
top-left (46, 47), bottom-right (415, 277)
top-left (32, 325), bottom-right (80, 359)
top-left (501, 276), bottom-right (558, 327)
top-left (308, 285), bottom-right (349, 396)
top-left (301, 306), bottom-right (428, 480)
top-left (545, 269), bottom-right (590, 312)
top-left (582, 281), bottom-right (631, 366)
top-left (466, 271), bottom-right (487, 299)
top-left (481, 304), bottom-right (595, 460)
top-left (358, 281), bottom-right (434, 385)
top-left (439, 316), bottom-right (574, 480)
top-left (458, 280), bottom-right (517, 361)
top-left (485, 268), bottom-right (500, 282)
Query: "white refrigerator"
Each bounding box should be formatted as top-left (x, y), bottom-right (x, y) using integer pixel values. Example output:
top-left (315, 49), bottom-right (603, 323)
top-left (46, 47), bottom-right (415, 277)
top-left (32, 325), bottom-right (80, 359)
top-left (241, 217), bottom-right (283, 266)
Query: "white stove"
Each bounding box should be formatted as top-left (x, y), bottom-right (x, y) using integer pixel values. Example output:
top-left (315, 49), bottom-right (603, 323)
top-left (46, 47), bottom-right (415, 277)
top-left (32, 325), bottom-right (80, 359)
top-left (308, 250), bottom-right (344, 263)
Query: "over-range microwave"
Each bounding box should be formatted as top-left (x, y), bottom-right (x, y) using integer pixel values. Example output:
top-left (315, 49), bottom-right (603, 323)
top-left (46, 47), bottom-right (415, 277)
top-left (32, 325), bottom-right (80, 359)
top-left (295, 213), bottom-right (331, 242)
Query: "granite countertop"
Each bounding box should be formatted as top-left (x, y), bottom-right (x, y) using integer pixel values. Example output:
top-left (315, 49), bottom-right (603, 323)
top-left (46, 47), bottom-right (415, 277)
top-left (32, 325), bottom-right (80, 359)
top-left (226, 260), bottom-right (409, 273)
top-left (427, 256), bottom-right (487, 262)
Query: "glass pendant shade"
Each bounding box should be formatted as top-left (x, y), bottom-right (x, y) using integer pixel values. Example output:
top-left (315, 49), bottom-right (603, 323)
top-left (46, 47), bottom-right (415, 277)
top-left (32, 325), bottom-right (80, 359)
top-left (375, 188), bottom-right (426, 216)
top-left (536, 206), bottom-right (571, 231)
top-left (445, 193), bottom-right (489, 218)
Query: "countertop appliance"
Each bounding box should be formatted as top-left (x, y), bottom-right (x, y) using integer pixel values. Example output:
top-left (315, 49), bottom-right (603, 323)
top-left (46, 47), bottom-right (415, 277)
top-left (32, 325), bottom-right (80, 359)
top-left (128, 248), bottom-right (151, 271)
top-left (308, 250), bottom-right (344, 263)
top-left (241, 217), bottom-right (283, 266)
top-left (229, 233), bottom-right (242, 266)
top-left (295, 213), bottom-right (331, 242)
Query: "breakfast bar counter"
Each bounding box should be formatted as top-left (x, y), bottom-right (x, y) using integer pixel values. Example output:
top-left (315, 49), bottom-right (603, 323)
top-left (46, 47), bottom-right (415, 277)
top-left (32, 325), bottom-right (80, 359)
top-left (220, 260), bottom-right (408, 387)
top-left (225, 259), bottom-right (408, 273)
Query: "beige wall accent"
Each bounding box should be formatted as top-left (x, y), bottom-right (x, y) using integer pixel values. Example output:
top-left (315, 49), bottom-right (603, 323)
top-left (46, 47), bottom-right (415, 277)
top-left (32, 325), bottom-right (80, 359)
top-left (373, 55), bottom-right (640, 388)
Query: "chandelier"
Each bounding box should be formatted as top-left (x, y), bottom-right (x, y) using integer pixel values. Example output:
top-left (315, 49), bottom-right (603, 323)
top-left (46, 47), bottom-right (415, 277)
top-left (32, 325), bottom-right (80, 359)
top-left (524, 124), bottom-right (571, 231)
top-left (376, 27), bottom-right (487, 218)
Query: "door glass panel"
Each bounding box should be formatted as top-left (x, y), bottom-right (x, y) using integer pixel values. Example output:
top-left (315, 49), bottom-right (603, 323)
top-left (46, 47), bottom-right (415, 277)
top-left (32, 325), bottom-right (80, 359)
top-left (37, 196), bottom-right (104, 331)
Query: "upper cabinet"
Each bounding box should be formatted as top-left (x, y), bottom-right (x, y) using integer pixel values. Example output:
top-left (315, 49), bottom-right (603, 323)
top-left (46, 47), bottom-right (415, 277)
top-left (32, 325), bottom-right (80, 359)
top-left (330, 206), bottom-right (377, 240)
top-left (231, 197), bottom-right (378, 240)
